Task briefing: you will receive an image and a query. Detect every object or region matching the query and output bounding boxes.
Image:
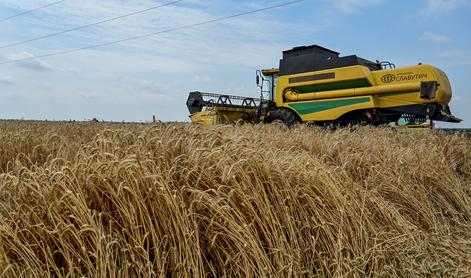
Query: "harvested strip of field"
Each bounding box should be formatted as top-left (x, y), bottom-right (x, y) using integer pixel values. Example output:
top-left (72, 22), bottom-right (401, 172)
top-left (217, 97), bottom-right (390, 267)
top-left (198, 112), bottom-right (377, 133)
top-left (0, 121), bottom-right (470, 277)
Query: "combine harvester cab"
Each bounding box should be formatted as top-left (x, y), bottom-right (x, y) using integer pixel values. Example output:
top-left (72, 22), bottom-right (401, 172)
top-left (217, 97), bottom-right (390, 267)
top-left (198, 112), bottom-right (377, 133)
top-left (188, 45), bottom-right (462, 127)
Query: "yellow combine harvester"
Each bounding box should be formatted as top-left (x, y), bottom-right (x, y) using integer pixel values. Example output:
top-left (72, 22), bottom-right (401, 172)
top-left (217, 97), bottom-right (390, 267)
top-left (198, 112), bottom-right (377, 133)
top-left (187, 45), bottom-right (461, 126)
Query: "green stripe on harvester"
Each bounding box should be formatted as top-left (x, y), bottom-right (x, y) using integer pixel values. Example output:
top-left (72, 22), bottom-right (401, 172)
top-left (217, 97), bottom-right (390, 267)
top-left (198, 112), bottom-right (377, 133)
top-left (288, 98), bottom-right (371, 115)
top-left (295, 79), bottom-right (371, 94)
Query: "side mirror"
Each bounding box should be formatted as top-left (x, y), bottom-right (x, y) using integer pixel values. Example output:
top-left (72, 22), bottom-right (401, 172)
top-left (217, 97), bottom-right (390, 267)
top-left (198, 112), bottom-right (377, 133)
top-left (256, 75), bottom-right (260, 86)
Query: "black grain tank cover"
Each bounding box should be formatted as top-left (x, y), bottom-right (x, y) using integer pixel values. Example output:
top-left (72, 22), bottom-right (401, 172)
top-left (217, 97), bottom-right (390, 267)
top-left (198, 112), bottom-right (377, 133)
top-left (282, 45), bottom-right (339, 59)
top-left (279, 45), bottom-right (381, 76)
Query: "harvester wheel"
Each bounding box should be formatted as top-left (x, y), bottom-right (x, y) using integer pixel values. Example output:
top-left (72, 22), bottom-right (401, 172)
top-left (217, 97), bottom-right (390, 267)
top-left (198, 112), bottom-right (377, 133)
top-left (266, 109), bottom-right (300, 126)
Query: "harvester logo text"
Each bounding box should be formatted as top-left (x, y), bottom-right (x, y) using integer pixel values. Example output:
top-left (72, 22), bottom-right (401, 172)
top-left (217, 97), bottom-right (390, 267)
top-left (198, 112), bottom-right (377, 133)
top-left (381, 74), bottom-right (396, 83)
top-left (381, 73), bottom-right (428, 83)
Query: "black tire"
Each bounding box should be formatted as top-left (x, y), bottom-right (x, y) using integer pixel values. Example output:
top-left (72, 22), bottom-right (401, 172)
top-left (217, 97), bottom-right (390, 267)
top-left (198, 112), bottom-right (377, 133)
top-left (266, 109), bottom-right (300, 126)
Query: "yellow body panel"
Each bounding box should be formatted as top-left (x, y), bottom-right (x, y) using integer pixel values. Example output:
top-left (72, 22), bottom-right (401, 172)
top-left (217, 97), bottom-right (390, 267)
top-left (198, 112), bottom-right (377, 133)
top-left (276, 64), bottom-right (453, 122)
top-left (375, 92), bottom-right (423, 108)
top-left (275, 66), bottom-right (375, 106)
top-left (371, 64), bottom-right (451, 104)
top-left (285, 82), bottom-right (422, 101)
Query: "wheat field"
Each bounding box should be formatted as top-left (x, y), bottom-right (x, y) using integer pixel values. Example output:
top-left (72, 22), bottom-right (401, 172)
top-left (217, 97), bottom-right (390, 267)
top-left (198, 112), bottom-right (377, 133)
top-left (0, 121), bottom-right (470, 277)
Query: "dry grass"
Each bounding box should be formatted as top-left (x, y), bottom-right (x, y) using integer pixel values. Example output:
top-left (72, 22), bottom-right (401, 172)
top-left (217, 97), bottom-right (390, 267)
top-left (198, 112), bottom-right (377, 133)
top-left (0, 121), bottom-right (470, 277)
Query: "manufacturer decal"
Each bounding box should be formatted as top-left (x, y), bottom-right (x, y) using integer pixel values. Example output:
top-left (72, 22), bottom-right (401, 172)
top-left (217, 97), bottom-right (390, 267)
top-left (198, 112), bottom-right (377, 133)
top-left (381, 73), bottom-right (428, 83)
top-left (381, 74), bottom-right (396, 83)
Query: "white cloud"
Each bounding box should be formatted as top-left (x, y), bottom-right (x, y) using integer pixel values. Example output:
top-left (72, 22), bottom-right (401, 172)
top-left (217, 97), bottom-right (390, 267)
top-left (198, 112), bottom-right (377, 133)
top-left (0, 0), bottom-right (296, 68)
top-left (193, 75), bottom-right (211, 82)
top-left (333, 0), bottom-right (384, 13)
top-left (437, 50), bottom-right (464, 58)
top-left (0, 0), bottom-right (323, 121)
top-left (0, 74), bottom-right (14, 85)
top-left (6, 52), bottom-right (53, 71)
top-left (436, 50), bottom-right (471, 65)
top-left (420, 31), bottom-right (451, 44)
top-left (423, 0), bottom-right (471, 14)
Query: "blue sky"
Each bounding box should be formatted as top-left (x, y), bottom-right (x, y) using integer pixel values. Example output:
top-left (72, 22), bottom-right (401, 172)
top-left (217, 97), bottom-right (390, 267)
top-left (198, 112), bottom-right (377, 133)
top-left (0, 0), bottom-right (469, 127)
